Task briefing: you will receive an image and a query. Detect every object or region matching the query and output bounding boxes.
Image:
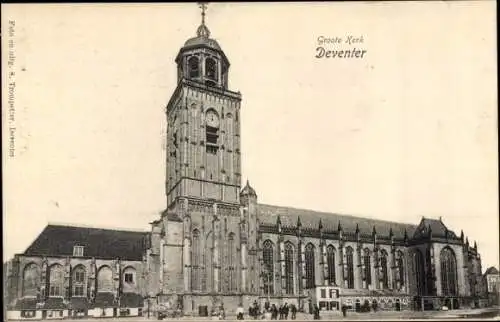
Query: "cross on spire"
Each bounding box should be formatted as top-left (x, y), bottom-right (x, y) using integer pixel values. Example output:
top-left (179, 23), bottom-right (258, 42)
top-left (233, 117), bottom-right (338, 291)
top-left (196, 2), bottom-right (211, 38)
top-left (199, 2), bottom-right (208, 25)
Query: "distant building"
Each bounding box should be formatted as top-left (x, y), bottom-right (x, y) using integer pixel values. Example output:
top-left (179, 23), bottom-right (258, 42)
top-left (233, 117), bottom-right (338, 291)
top-left (484, 267), bottom-right (500, 306)
top-left (3, 5), bottom-right (491, 320)
top-left (4, 225), bottom-right (148, 319)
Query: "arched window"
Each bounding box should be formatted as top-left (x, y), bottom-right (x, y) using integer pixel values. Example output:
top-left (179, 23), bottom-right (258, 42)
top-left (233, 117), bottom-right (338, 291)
top-left (204, 231), bottom-right (213, 292)
top-left (122, 266), bottom-right (136, 293)
top-left (72, 265), bottom-right (86, 297)
top-left (345, 247), bottom-right (354, 289)
top-left (305, 243), bottom-right (316, 289)
top-left (205, 57), bottom-right (217, 81)
top-left (48, 264), bottom-right (64, 297)
top-left (227, 233), bottom-right (237, 292)
top-left (440, 247), bottom-right (458, 296)
top-left (396, 251), bottom-right (405, 289)
top-left (284, 242), bottom-right (294, 295)
top-left (263, 240), bottom-right (274, 295)
top-left (22, 263), bottom-right (40, 297)
top-left (326, 245), bottom-right (336, 286)
top-left (188, 56), bottom-right (200, 78)
top-left (97, 266), bottom-right (113, 292)
top-left (363, 248), bottom-right (372, 288)
top-left (380, 250), bottom-right (389, 289)
top-left (192, 229), bottom-right (202, 291)
top-left (413, 250), bottom-right (425, 295)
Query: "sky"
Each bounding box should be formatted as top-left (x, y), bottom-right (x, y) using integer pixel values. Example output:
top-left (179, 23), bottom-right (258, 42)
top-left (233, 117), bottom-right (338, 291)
top-left (2, 2), bottom-right (498, 270)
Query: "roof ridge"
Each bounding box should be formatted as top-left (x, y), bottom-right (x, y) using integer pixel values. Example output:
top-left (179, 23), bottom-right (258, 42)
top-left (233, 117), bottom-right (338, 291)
top-left (46, 222), bottom-right (149, 233)
top-left (257, 203), bottom-right (417, 227)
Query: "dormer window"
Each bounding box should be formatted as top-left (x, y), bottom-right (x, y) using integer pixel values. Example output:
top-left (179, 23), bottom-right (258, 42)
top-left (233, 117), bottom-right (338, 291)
top-left (188, 56), bottom-right (200, 78)
top-left (73, 245), bottom-right (84, 257)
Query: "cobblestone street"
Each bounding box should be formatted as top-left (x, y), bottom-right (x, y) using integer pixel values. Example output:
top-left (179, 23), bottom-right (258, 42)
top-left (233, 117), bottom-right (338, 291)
top-left (64, 307), bottom-right (499, 321)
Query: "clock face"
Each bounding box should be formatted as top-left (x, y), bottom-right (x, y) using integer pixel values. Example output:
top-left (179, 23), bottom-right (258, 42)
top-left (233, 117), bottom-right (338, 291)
top-left (205, 110), bottom-right (220, 127)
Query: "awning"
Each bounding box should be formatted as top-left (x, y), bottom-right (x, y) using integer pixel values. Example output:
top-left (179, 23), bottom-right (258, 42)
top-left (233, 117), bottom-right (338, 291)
top-left (69, 298), bottom-right (89, 310)
top-left (120, 293), bottom-right (144, 308)
top-left (93, 292), bottom-right (116, 308)
top-left (14, 297), bottom-right (38, 310)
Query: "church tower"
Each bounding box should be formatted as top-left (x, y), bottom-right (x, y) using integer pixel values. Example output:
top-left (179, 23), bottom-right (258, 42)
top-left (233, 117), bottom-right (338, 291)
top-left (166, 4), bottom-right (242, 207)
top-left (153, 4), bottom-right (255, 315)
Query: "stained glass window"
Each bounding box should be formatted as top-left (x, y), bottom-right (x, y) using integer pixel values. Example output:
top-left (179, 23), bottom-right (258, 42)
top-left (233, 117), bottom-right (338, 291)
top-left (305, 243), bottom-right (315, 289)
top-left (263, 240), bottom-right (274, 295)
top-left (284, 242), bottom-right (294, 295)
top-left (326, 245), bottom-right (336, 286)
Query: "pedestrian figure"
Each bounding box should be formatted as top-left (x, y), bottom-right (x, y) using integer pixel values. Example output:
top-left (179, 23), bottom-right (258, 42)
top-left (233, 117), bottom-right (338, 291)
top-left (237, 303), bottom-right (244, 320)
top-left (271, 304), bottom-right (278, 320)
top-left (313, 304), bottom-right (320, 320)
top-left (284, 303), bottom-right (289, 319)
top-left (253, 301), bottom-right (259, 319)
top-left (290, 304), bottom-right (297, 320)
top-left (341, 305), bottom-right (347, 318)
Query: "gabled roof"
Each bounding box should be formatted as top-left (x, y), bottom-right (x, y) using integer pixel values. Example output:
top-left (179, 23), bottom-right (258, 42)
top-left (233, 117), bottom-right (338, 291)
top-left (412, 217), bottom-right (457, 239)
top-left (23, 224), bottom-right (149, 261)
top-left (485, 267), bottom-right (499, 275)
top-left (257, 204), bottom-right (417, 239)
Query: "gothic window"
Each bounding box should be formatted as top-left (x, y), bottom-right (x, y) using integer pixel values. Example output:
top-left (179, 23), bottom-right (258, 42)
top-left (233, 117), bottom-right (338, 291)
top-left (227, 233), bottom-right (237, 292)
top-left (440, 247), bottom-right (458, 296)
top-left (363, 248), bottom-right (372, 287)
top-left (345, 247), bottom-right (355, 289)
top-left (326, 245), bottom-right (336, 286)
top-left (122, 267), bottom-right (137, 293)
top-left (413, 249), bottom-right (425, 295)
top-left (97, 266), bottom-right (113, 292)
top-left (72, 265), bottom-right (86, 297)
top-left (188, 56), bottom-right (200, 78)
top-left (192, 229), bottom-right (202, 291)
top-left (425, 248), bottom-right (434, 295)
top-left (396, 250), bottom-right (405, 289)
top-left (204, 232), bottom-right (213, 292)
top-left (22, 263), bottom-right (40, 297)
top-left (205, 57), bottom-right (218, 81)
top-left (263, 240), bottom-right (274, 295)
top-left (305, 243), bottom-right (316, 289)
top-left (284, 242), bottom-right (294, 295)
top-left (48, 264), bottom-right (64, 297)
top-left (380, 250), bottom-right (389, 289)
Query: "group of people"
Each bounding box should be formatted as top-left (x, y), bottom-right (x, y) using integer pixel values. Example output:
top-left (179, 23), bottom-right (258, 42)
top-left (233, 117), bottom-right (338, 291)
top-left (239, 301), bottom-right (298, 320)
top-left (211, 305), bottom-right (226, 320)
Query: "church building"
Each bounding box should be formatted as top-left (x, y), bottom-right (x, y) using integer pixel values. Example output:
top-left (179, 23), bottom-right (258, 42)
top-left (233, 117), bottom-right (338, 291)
top-left (4, 5), bottom-right (488, 320)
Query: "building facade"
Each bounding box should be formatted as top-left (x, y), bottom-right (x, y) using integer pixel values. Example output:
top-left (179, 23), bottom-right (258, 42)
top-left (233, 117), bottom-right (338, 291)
top-left (144, 14), bottom-right (487, 316)
top-left (484, 267), bottom-right (500, 306)
top-left (3, 8), bottom-right (490, 320)
top-left (5, 225), bottom-right (148, 320)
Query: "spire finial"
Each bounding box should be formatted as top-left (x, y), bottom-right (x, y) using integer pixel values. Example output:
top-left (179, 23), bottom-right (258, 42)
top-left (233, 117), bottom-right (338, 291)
top-left (196, 2), bottom-right (211, 38)
top-left (199, 2), bottom-right (207, 25)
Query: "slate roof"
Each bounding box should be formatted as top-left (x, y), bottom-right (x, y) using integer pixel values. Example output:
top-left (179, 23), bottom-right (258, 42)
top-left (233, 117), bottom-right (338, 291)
top-left (23, 224), bottom-right (149, 261)
top-left (257, 204), bottom-right (418, 239)
top-left (412, 217), bottom-right (457, 239)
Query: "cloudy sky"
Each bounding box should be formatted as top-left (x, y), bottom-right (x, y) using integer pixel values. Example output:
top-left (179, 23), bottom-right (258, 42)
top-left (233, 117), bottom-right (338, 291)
top-left (2, 2), bottom-right (498, 269)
